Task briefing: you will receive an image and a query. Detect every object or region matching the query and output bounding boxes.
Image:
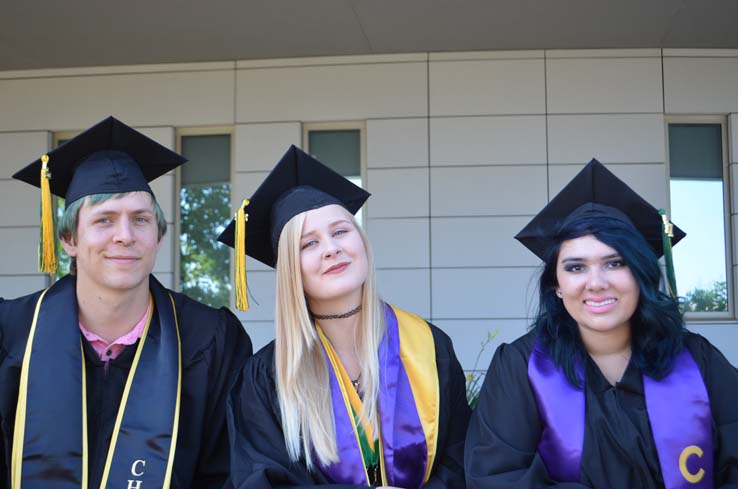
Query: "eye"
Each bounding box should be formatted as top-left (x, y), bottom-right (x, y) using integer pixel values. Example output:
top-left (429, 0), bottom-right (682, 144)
top-left (606, 259), bottom-right (625, 269)
top-left (563, 263), bottom-right (585, 273)
top-left (134, 216), bottom-right (150, 224)
top-left (95, 217), bottom-right (112, 225)
top-left (332, 228), bottom-right (349, 237)
top-left (301, 240), bottom-right (317, 251)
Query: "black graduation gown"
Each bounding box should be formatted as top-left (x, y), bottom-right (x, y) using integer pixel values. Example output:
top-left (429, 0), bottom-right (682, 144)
top-left (228, 321), bottom-right (470, 488)
top-left (0, 275), bottom-right (253, 489)
top-left (465, 330), bottom-right (738, 488)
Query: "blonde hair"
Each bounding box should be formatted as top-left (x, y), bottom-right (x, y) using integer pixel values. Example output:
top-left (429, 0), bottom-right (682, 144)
top-left (274, 209), bottom-right (385, 470)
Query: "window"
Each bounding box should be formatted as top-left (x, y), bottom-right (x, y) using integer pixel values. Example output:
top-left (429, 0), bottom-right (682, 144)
top-left (667, 119), bottom-right (731, 315)
top-left (303, 122), bottom-right (365, 224)
top-left (177, 131), bottom-right (232, 308)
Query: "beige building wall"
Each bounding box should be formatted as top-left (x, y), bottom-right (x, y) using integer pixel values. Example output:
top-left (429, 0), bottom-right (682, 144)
top-left (1, 49), bottom-right (737, 368)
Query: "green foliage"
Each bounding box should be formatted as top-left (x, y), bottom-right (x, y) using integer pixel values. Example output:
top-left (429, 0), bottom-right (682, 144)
top-left (55, 197), bottom-right (71, 279)
top-left (179, 184), bottom-right (231, 308)
top-left (465, 329), bottom-right (499, 409)
top-left (683, 280), bottom-right (728, 312)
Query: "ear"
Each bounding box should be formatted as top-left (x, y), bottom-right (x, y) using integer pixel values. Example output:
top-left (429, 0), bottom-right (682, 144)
top-left (60, 234), bottom-right (77, 258)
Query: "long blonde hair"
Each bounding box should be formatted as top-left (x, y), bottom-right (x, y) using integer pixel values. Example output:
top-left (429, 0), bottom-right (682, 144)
top-left (274, 209), bottom-right (385, 470)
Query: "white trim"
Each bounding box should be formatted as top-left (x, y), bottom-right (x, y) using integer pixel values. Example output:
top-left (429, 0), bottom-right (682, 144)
top-left (429, 50), bottom-right (543, 61)
top-left (236, 53), bottom-right (426, 69)
top-left (545, 48), bottom-right (661, 59)
top-left (0, 62), bottom-right (236, 80)
top-left (663, 49), bottom-right (738, 58)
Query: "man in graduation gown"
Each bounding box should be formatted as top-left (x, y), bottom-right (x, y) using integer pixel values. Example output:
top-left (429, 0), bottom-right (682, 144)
top-left (0, 116), bottom-right (253, 489)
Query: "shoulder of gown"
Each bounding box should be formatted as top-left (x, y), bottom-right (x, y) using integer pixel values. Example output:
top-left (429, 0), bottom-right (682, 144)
top-left (464, 329), bottom-right (589, 488)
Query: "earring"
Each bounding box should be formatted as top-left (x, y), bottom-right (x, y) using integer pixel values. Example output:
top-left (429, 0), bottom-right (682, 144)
top-left (556, 289), bottom-right (563, 298)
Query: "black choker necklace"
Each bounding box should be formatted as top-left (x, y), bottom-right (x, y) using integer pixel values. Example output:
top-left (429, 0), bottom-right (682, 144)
top-left (310, 304), bottom-right (362, 320)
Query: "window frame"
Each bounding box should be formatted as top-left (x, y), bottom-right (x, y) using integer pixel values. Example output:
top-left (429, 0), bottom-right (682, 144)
top-left (174, 126), bottom-right (235, 307)
top-left (664, 115), bottom-right (733, 321)
top-left (302, 121), bottom-right (367, 225)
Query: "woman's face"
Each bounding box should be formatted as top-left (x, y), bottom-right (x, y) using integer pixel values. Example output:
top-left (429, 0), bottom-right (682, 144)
top-left (555, 235), bottom-right (640, 338)
top-left (299, 204), bottom-right (368, 305)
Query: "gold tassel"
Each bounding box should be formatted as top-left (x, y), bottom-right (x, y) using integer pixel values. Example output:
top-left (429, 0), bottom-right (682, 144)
top-left (235, 199), bottom-right (250, 311)
top-left (38, 155), bottom-right (57, 275)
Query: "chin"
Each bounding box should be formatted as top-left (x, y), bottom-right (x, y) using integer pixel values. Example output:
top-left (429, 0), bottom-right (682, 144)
top-left (102, 272), bottom-right (150, 291)
top-left (583, 319), bottom-right (629, 333)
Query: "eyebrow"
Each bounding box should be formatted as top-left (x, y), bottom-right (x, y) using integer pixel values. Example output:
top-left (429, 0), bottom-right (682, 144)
top-left (301, 219), bottom-right (352, 238)
top-left (561, 253), bottom-right (621, 263)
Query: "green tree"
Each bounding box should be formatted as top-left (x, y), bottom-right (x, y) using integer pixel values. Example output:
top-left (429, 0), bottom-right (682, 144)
top-left (54, 197), bottom-right (71, 280)
top-left (179, 184), bottom-right (231, 308)
top-left (684, 280), bottom-right (727, 312)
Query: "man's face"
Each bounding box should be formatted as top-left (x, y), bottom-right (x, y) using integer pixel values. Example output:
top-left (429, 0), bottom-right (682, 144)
top-left (61, 191), bottom-right (161, 294)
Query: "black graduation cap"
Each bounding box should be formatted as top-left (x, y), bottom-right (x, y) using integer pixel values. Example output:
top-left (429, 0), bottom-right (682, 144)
top-left (12, 116), bottom-right (186, 275)
top-left (12, 115), bottom-right (186, 206)
top-left (515, 159), bottom-right (686, 260)
top-left (218, 145), bottom-right (370, 269)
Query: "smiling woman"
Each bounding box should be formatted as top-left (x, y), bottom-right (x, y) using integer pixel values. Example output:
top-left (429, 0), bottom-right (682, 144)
top-left (465, 159), bottom-right (738, 489)
top-left (219, 145), bottom-right (470, 489)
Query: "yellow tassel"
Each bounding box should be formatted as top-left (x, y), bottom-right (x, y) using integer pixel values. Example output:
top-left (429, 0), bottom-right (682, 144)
top-left (38, 155), bottom-right (57, 275)
top-left (235, 199), bottom-right (250, 311)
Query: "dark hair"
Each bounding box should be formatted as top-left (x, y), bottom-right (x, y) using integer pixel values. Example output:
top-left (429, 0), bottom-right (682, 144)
top-left (532, 215), bottom-right (686, 387)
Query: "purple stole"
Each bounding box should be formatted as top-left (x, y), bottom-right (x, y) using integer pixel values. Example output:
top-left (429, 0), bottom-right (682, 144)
top-left (318, 304), bottom-right (439, 488)
top-left (528, 340), bottom-right (714, 488)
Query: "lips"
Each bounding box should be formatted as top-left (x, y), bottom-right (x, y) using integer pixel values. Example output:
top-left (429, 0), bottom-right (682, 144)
top-left (323, 262), bottom-right (350, 275)
top-left (584, 298), bottom-right (616, 307)
top-left (583, 297), bottom-right (618, 313)
top-left (106, 256), bottom-right (140, 263)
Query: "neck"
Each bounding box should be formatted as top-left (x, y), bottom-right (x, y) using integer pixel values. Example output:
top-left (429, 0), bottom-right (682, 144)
top-left (310, 294), bottom-right (363, 377)
top-left (317, 313), bottom-right (362, 355)
top-left (579, 323), bottom-right (632, 357)
top-left (75, 274), bottom-right (151, 343)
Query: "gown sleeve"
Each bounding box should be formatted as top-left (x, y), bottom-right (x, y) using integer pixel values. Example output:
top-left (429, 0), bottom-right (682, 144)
top-left (692, 335), bottom-right (738, 488)
top-left (422, 325), bottom-right (470, 488)
top-left (191, 307), bottom-right (253, 489)
top-left (464, 339), bottom-right (590, 489)
top-left (228, 351), bottom-right (367, 489)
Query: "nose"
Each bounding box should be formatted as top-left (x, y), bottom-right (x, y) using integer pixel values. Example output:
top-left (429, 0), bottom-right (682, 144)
top-left (323, 237), bottom-right (342, 259)
top-left (113, 219), bottom-right (135, 246)
top-left (585, 267), bottom-right (608, 290)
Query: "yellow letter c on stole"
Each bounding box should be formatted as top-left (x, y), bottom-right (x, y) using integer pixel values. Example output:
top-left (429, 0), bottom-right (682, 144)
top-left (679, 445), bottom-right (705, 483)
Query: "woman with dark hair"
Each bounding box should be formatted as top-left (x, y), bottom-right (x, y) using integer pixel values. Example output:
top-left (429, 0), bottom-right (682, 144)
top-left (465, 159), bottom-right (738, 488)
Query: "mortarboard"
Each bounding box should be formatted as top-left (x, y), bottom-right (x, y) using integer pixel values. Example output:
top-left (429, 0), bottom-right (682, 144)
top-left (515, 158), bottom-right (685, 261)
top-left (12, 116), bottom-right (187, 275)
top-left (218, 145), bottom-right (370, 310)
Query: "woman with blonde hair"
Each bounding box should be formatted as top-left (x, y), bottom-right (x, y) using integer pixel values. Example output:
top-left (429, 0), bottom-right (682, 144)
top-left (220, 146), bottom-right (469, 489)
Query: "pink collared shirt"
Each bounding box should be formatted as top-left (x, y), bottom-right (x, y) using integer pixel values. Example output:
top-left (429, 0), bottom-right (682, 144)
top-left (79, 303), bottom-right (151, 362)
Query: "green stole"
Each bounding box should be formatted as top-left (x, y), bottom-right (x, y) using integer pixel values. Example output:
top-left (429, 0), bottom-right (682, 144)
top-left (11, 275), bottom-right (182, 489)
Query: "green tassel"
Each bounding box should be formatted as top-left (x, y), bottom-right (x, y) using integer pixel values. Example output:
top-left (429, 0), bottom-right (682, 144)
top-left (659, 209), bottom-right (678, 299)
